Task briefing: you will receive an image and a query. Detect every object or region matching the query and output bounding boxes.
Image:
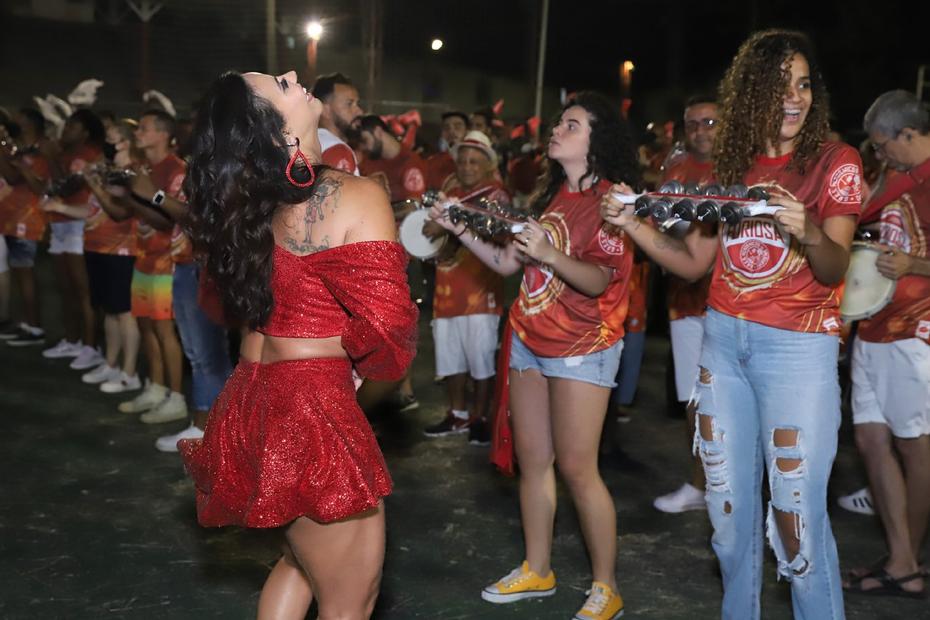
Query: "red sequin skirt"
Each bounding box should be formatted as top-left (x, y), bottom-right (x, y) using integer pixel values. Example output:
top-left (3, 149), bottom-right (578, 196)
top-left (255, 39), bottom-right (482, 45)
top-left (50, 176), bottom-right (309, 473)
top-left (179, 358), bottom-right (392, 527)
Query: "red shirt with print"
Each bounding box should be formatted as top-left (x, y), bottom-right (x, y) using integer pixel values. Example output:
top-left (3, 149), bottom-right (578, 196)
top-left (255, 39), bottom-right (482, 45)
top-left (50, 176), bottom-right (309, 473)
top-left (433, 182), bottom-right (508, 319)
top-left (83, 194), bottom-right (136, 256)
top-left (0, 152), bottom-right (50, 240)
top-left (360, 147), bottom-right (428, 203)
top-left (663, 154), bottom-right (715, 320)
top-left (426, 151), bottom-right (456, 190)
top-left (50, 145), bottom-right (102, 222)
top-left (509, 179), bottom-right (632, 357)
top-left (135, 154), bottom-right (185, 275)
top-left (708, 142), bottom-right (863, 334)
top-left (857, 159), bottom-right (930, 344)
top-left (624, 258), bottom-right (649, 333)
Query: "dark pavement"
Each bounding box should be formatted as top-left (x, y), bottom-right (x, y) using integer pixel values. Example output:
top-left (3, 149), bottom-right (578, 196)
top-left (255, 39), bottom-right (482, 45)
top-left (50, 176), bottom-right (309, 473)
top-left (0, 258), bottom-right (923, 619)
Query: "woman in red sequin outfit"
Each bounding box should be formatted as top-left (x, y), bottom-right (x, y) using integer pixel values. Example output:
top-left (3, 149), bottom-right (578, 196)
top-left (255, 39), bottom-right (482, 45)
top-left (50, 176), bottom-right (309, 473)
top-left (178, 70), bottom-right (418, 619)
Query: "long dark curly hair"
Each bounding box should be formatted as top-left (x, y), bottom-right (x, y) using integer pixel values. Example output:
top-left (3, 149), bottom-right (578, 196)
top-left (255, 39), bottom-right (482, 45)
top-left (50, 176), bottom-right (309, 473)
top-left (528, 91), bottom-right (640, 215)
top-left (714, 29), bottom-right (830, 186)
top-left (184, 71), bottom-right (323, 329)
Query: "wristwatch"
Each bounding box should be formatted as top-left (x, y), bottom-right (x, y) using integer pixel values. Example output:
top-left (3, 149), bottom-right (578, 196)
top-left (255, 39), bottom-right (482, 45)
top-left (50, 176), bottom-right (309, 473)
top-left (151, 190), bottom-right (166, 207)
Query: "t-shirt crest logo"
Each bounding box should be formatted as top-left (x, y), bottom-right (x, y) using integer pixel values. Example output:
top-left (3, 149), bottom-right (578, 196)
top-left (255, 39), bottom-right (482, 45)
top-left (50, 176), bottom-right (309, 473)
top-left (524, 264), bottom-right (554, 299)
top-left (597, 225), bottom-right (625, 256)
top-left (404, 167), bottom-right (425, 193)
top-left (828, 163), bottom-right (862, 204)
top-left (722, 217), bottom-right (790, 279)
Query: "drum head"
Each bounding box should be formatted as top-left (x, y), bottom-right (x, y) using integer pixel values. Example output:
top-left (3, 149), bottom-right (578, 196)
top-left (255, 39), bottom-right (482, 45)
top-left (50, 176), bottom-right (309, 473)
top-left (840, 243), bottom-right (896, 321)
top-left (400, 209), bottom-right (445, 259)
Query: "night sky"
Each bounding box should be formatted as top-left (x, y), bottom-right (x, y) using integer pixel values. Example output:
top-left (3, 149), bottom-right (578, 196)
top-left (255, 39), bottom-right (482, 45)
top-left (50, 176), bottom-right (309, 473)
top-left (374, 0), bottom-right (929, 135)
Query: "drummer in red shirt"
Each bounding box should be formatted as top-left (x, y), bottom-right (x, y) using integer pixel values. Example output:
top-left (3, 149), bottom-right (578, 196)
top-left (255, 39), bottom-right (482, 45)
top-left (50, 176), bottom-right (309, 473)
top-left (357, 114), bottom-right (429, 411)
top-left (652, 95), bottom-right (719, 514)
top-left (422, 130), bottom-right (510, 444)
top-left (842, 90), bottom-right (930, 598)
top-left (426, 111), bottom-right (468, 190)
top-left (357, 115), bottom-right (429, 206)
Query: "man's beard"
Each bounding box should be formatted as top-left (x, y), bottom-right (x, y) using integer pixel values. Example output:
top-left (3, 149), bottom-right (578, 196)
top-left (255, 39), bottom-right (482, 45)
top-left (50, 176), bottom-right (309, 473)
top-left (335, 115), bottom-right (359, 142)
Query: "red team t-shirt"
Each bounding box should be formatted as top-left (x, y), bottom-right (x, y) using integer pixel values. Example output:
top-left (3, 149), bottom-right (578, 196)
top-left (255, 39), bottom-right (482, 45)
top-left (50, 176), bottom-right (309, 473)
top-left (426, 151), bottom-right (456, 190)
top-left (360, 147), bottom-right (428, 203)
top-left (0, 152), bottom-right (50, 241)
top-left (52, 145), bottom-right (102, 223)
top-left (135, 154), bottom-right (185, 275)
top-left (663, 154), bottom-right (715, 321)
top-left (708, 142), bottom-right (863, 334)
top-left (509, 179), bottom-right (632, 357)
top-left (83, 194), bottom-right (137, 256)
top-left (433, 182), bottom-right (509, 319)
top-left (856, 158), bottom-right (930, 344)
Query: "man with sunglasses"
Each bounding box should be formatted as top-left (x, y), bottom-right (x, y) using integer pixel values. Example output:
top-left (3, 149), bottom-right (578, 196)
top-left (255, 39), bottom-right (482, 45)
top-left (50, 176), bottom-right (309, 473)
top-left (843, 89), bottom-right (930, 598)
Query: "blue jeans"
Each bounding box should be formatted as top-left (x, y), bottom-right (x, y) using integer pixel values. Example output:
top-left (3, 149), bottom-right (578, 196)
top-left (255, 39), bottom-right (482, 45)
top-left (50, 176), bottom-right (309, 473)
top-left (172, 263), bottom-right (233, 411)
top-left (695, 309), bottom-right (844, 620)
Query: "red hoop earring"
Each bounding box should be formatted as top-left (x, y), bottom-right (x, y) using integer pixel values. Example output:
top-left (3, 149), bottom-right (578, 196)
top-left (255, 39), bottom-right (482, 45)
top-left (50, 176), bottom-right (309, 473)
top-left (285, 137), bottom-right (316, 188)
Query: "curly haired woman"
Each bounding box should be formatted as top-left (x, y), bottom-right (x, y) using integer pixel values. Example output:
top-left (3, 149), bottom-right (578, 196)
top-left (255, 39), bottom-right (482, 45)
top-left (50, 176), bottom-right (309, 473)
top-left (430, 92), bottom-right (639, 620)
top-left (177, 70), bottom-right (418, 619)
top-left (603, 30), bottom-right (861, 619)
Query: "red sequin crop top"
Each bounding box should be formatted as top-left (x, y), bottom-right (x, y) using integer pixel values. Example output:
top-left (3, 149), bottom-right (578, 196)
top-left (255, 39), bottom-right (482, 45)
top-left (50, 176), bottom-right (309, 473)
top-left (259, 240), bottom-right (418, 381)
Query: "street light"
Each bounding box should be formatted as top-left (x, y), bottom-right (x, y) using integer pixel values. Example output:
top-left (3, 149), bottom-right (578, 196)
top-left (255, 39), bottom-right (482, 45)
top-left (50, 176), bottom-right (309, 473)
top-left (430, 38), bottom-right (443, 51)
top-left (306, 21), bottom-right (323, 41)
top-left (305, 21), bottom-right (324, 82)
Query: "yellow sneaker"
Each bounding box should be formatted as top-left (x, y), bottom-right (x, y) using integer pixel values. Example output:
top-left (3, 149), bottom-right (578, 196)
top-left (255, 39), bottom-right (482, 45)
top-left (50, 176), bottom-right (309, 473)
top-left (573, 581), bottom-right (624, 619)
top-left (481, 561), bottom-right (557, 603)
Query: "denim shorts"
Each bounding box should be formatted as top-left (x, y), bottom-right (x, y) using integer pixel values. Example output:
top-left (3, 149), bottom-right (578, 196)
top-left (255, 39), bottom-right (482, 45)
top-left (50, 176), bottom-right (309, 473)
top-left (4, 236), bottom-right (38, 268)
top-left (509, 331), bottom-right (623, 388)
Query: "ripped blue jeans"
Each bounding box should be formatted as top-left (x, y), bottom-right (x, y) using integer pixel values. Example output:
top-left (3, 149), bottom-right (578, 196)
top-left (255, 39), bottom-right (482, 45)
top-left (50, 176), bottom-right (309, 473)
top-left (694, 309), bottom-right (844, 620)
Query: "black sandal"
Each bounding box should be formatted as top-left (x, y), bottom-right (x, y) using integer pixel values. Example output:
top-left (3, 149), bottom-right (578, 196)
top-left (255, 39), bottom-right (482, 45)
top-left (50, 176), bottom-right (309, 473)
top-left (844, 568), bottom-right (928, 599)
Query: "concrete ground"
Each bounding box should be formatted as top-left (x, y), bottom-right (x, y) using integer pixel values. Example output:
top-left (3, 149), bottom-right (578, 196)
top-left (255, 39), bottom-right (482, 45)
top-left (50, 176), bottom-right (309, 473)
top-left (0, 257), bottom-right (924, 619)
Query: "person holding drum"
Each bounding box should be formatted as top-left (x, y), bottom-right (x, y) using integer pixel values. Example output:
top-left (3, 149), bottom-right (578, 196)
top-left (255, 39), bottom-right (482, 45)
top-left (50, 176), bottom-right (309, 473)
top-left (421, 130), bottom-right (510, 444)
top-left (842, 89), bottom-right (930, 598)
top-left (603, 30), bottom-right (861, 619)
top-left (429, 91), bottom-right (639, 620)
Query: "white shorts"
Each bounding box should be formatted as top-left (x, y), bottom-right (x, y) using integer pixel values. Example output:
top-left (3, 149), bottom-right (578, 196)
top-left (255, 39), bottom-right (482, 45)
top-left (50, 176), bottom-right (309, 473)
top-left (432, 314), bottom-right (500, 380)
top-left (670, 315), bottom-right (704, 402)
top-left (48, 220), bottom-right (85, 255)
top-left (852, 337), bottom-right (930, 438)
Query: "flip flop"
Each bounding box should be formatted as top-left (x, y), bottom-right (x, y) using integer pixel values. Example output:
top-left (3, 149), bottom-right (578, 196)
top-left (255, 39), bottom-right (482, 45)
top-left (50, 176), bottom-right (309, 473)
top-left (845, 555), bottom-right (929, 585)
top-left (844, 568), bottom-right (928, 599)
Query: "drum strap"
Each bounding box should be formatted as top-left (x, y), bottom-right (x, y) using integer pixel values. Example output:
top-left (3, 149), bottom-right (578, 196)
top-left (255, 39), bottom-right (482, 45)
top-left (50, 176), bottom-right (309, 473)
top-left (861, 157), bottom-right (930, 223)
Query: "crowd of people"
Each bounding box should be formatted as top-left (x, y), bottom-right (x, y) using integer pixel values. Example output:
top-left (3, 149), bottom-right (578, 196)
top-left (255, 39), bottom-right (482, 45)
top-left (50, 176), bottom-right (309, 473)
top-left (2, 25), bottom-right (929, 620)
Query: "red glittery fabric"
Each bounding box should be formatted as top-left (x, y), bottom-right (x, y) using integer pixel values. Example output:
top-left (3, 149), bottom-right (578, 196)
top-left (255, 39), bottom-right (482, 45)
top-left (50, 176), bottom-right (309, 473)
top-left (179, 240), bottom-right (418, 527)
top-left (260, 241), bottom-right (418, 381)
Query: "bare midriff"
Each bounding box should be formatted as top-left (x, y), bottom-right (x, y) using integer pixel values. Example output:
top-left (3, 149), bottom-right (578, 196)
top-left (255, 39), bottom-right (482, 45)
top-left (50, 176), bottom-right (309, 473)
top-left (239, 331), bottom-right (347, 364)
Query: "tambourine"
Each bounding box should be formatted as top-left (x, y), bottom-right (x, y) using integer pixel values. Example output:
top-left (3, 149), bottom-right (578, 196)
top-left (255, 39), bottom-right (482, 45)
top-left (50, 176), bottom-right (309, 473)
top-left (613, 181), bottom-right (783, 230)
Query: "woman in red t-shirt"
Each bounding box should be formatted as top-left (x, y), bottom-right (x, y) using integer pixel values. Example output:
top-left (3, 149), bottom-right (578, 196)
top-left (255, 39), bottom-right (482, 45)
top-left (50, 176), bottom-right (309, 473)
top-left (430, 92), bottom-right (639, 619)
top-left (603, 30), bottom-right (859, 619)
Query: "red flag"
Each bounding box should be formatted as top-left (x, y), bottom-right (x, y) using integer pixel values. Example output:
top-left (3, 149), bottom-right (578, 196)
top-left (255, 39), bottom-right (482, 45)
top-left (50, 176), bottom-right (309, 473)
top-left (492, 98), bottom-right (504, 116)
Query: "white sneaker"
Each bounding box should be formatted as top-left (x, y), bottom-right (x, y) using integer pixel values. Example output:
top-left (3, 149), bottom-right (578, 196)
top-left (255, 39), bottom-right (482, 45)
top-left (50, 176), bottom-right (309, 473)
top-left (118, 382), bottom-right (167, 413)
top-left (42, 339), bottom-right (82, 359)
top-left (141, 392), bottom-right (188, 424)
top-left (70, 345), bottom-right (105, 370)
top-left (100, 372), bottom-right (142, 394)
top-left (837, 487), bottom-right (875, 515)
top-left (155, 424), bottom-right (204, 452)
top-left (653, 482), bottom-right (706, 513)
top-left (82, 363), bottom-right (120, 384)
